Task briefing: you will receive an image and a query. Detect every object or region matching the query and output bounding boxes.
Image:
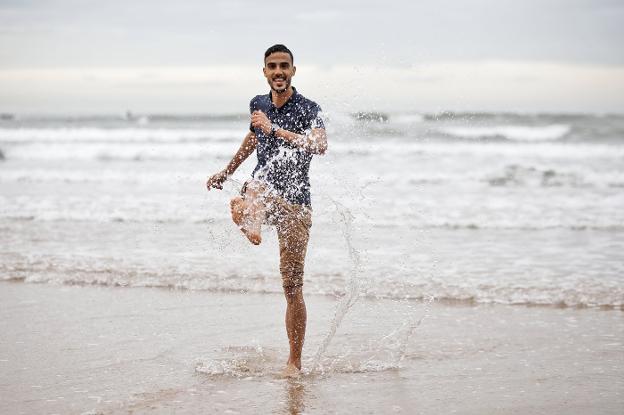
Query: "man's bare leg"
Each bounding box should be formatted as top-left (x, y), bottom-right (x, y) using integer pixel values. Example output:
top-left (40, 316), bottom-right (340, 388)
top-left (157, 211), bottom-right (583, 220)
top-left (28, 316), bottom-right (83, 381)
top-left (282, 286), bottom-right (307, 377)
top-left (229, 182), bottom-right (266, 245)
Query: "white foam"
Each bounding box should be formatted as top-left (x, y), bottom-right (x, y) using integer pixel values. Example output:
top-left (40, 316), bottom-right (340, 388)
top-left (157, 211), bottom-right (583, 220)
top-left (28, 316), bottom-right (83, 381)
top-left (194, 346), bottom-right (404, 378)
top-left (2, 141), bottom-right (238, 161)
top-left (0, 168), bottom-right (203, 184)
top-left (2, 136), bottom-right (623, 161)
top-left (2, 250), bottom-right (622, 308)
top-left (439, 124), bottom-right (571, 141)
top-left (0, 127), bottom-right (243, 143)
top-left (391, 114), bottom-right (424, 124)
top-left (195, 346), bottom-right (278, 378)
top-left (330, 140), bottom-right (624, 159)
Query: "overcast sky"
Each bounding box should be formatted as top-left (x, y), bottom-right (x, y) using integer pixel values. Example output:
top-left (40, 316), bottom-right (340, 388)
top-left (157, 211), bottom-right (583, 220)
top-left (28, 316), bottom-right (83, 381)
top-left (1, 0), bottom-right (623, 114)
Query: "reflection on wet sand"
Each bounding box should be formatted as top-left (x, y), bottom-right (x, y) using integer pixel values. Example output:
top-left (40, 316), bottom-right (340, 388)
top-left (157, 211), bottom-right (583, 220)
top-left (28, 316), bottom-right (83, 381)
top-left (282, 379), bottom-right (307, 415)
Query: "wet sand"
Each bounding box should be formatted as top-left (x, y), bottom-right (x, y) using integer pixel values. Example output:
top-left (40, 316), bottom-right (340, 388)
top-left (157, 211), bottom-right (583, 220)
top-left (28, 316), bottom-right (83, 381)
top-left (0, 281), bottom-right (622, 414)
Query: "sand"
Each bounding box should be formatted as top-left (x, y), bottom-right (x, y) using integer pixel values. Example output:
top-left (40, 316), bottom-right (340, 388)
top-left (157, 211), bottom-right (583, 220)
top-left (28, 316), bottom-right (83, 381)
top-left (0, 281), bottom-right (622, 414)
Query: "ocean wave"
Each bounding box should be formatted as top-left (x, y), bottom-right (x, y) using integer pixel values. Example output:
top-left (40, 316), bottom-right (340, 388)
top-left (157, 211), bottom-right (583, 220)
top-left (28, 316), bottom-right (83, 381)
top-left (3, 139), bottom-right (624, 162)
top-left (351, 112), bottom-right (389, 122)
top-left (1, 142), bottom-right (238, 161)
top-left (485, 164), bottom-right (587, 188)
top-left (2, 206), bottom-right (624, 231)
top-left (0, 169), bottom-right (203, 184)
top-left (2, 197), bottom-right (623, 230)
top-left (391, 114), bottom-right (424, 124)
top-left (2, 165), bottom-right (622, 194)
top-left (0, 127), bottom-right (243, 143)
top-left (439, 124), bottom-right (571, 141)
top-left (419, 223), bottom-right (624, 232)
top-left (2, 265), bottom-right (622, 309)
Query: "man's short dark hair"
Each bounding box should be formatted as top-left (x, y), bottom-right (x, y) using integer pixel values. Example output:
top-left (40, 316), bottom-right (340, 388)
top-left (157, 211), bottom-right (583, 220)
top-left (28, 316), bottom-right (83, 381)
top-left (264, 44), bottom-right (294, 64)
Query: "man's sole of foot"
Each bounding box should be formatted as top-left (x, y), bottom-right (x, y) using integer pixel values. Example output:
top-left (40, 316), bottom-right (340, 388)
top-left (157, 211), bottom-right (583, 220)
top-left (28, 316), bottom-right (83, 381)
top-left (230, 197), bottom-right (262, 245)
top-left (230, 197), bottom-right (244, 226)
top-left (241, 227), bottom-right (262, 245)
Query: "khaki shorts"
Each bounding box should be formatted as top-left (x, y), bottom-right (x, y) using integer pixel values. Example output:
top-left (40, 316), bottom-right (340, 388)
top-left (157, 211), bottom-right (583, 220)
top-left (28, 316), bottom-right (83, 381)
top-left (242, 181), bottom-right (312, 288)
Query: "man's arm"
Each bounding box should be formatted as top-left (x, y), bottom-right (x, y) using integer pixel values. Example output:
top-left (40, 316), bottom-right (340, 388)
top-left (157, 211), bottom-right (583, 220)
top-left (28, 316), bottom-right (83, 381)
top-left (250, 111), bottom-right (327, 155)
top-left (274, 127), bottom-right (327, 155)
top-left (206, 131), bottom-right (257, 191)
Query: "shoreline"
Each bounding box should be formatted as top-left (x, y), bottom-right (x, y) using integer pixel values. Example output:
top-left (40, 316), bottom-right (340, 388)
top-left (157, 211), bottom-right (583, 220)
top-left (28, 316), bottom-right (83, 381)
top-left (3, 279), bottom-right (623, 312)
top-left (1, 280), bottom-right (622, 414)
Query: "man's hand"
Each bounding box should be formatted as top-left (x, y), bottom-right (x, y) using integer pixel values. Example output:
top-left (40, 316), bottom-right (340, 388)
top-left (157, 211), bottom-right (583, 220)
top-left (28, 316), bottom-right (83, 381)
top-left (251, 111), bottom-right (272, 135)
top-left (206, 170), bottom-right (228, 191)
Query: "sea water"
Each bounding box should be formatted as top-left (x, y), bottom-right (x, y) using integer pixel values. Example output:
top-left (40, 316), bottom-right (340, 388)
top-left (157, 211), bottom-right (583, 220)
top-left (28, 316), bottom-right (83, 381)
top-left (1, 111), bottom-right (623, 311)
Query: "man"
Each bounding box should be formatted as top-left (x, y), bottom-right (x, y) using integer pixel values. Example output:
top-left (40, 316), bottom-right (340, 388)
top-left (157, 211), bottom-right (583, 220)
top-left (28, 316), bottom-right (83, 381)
top-left (206, 44), bottom-right (327, 377)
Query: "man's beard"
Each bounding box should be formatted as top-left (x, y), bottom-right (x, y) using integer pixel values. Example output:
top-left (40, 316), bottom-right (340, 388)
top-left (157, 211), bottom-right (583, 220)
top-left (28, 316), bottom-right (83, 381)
top-left (270, 78), bottom-right (290, 93)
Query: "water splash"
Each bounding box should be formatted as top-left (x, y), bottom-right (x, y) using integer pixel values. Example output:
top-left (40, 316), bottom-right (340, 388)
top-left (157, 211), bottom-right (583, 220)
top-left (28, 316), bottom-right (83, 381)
top-left (309, 200), bottom-right (362, 374)
top-left (195, 345), bottom-right (279, 378)
top-left (314, 295), bottom-right (435, 374)
top-left (384, 295), bottom-right (435, 366)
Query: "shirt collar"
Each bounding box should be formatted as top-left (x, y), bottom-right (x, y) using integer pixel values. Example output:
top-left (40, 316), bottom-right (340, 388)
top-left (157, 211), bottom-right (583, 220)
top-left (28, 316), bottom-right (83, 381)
top-left (269, 86), bottom-right (298, 109)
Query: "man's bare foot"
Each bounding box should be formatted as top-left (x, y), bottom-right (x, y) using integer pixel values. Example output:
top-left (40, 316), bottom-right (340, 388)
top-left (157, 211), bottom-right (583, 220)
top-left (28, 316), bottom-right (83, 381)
top-left (280, 363), bottom-right (301, 379)
top-left (230, 197), bottom-right (244, 226)
top-left (241, 223), bottom-right (262, 245)
top-left (229, 196), bottom-right (262, 245)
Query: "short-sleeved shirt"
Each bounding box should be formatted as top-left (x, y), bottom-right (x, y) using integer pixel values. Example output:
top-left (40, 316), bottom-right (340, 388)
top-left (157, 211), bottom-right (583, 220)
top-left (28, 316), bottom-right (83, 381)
top-left (249, 87), bottom-right (324, 207)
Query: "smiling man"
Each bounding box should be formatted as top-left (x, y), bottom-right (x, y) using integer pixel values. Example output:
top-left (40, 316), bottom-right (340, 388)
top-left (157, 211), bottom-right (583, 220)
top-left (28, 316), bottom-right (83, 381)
top-left (206, 44), bottom-right (327, 377)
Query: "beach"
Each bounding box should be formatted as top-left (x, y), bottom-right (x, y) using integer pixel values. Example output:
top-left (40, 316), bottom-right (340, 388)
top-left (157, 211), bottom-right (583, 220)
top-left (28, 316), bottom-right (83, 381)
top-left (1, 111), bottom-right (623, 413)
top-left (1, 281), bottom-right (622, 414)
top-left (2, 0), bottom-right (624, 412)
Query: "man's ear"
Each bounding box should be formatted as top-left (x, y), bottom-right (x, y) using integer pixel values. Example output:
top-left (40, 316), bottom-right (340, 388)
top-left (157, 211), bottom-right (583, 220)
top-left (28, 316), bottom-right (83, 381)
top-left (263, 66), bottom-right (267, 77)
top-left (292, 66), bottom-right (296, 77)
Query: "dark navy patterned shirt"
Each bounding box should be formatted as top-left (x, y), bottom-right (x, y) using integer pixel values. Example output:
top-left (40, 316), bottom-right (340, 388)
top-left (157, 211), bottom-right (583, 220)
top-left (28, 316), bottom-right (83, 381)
top-left (249, 87), bottom-right (324, 207)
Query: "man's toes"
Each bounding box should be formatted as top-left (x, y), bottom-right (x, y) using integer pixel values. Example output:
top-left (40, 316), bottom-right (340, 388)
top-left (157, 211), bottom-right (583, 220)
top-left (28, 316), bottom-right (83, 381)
top-left (246, 231), bottom-right (261, 245)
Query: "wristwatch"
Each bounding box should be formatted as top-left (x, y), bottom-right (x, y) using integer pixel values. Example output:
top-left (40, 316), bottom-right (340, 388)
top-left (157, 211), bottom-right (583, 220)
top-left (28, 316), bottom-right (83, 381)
top-left (270, 123), bottom-right (280, 136)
